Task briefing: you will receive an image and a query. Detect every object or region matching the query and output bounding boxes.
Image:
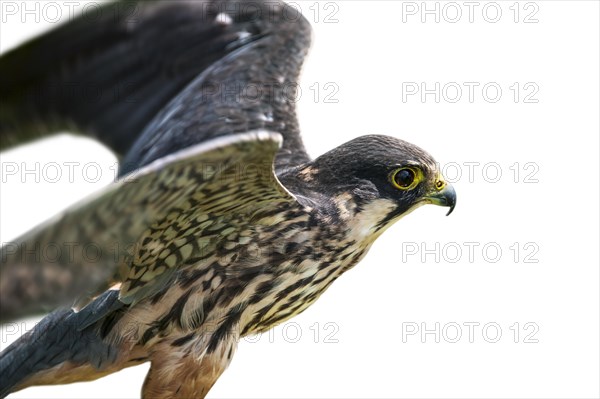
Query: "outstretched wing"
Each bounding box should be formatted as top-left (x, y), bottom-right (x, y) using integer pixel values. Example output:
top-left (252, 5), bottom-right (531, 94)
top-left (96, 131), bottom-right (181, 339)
top-left (0, 131), bottom-right (295, 323)
top-left (0, 0), bottom-right (312, 321)
top-left (0, 0), bottom-right (312, 172)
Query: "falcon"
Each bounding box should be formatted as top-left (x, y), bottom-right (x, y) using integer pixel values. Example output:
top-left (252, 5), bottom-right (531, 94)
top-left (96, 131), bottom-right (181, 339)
top-left (0, 1), bottom-right (456, 397)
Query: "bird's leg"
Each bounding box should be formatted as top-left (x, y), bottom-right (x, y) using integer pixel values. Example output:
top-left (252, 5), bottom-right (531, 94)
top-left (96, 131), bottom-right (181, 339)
top-left (141, 329), bottom-right (239, 399)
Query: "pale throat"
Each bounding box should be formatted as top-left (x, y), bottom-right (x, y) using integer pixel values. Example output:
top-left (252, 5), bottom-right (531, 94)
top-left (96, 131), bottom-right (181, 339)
top-left (333, 193), bottom-right (400, 245)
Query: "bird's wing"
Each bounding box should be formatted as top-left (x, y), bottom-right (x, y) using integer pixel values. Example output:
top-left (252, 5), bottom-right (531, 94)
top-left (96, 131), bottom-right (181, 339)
top-left (0, 0), bottom-right (312, 171)
top-left (1, 131), bottom-right (295, 322)
top-left (1, 0), bottom-right (312, 322)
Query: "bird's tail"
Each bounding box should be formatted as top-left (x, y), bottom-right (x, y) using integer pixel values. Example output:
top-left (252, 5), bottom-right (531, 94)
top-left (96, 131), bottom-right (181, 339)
top-left (0, 306), bottom-right (121, 398)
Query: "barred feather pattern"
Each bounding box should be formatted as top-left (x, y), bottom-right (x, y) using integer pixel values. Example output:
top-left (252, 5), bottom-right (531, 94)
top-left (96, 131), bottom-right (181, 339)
top-left (3, 133), bottom-right (397, 398)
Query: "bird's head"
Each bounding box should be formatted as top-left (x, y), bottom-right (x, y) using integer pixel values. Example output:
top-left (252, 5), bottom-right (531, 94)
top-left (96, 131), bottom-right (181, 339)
top-left (291, 135), bottom-right (455, 239)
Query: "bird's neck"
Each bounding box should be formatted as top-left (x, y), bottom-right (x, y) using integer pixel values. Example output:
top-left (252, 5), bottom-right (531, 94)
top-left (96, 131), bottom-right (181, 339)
top-left (278, 163), bottom-right (400, 244)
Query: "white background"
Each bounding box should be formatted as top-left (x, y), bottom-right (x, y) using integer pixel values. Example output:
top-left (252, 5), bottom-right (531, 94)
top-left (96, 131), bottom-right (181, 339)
top-left (1, 1), bottom-right (599, 398)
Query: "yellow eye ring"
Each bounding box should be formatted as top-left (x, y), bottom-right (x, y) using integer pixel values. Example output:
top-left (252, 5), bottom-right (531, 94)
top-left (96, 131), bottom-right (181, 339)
top-left (390, 167), bottom-right (422, 190)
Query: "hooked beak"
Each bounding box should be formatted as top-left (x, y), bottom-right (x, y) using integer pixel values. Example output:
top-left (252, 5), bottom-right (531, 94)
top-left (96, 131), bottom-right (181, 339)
top-left (425, 183), bottom-right (456, 216)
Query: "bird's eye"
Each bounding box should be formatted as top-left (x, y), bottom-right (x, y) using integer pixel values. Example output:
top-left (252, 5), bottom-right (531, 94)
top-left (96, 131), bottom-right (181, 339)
top-left (391, 167), bottom-right (420, 190)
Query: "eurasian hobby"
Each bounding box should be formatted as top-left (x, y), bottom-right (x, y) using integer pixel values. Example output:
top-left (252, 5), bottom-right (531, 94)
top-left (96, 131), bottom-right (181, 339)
top-left (0, 1), bottom-right (456, 397)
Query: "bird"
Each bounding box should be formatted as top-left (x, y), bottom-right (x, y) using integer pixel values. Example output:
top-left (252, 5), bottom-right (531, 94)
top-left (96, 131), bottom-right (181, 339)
top-left (0, 0), bottom-right (456, 398)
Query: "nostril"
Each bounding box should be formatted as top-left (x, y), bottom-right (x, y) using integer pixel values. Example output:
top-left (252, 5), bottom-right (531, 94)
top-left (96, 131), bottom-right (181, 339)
top-left (435, 180), bottom-right (445, 190)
